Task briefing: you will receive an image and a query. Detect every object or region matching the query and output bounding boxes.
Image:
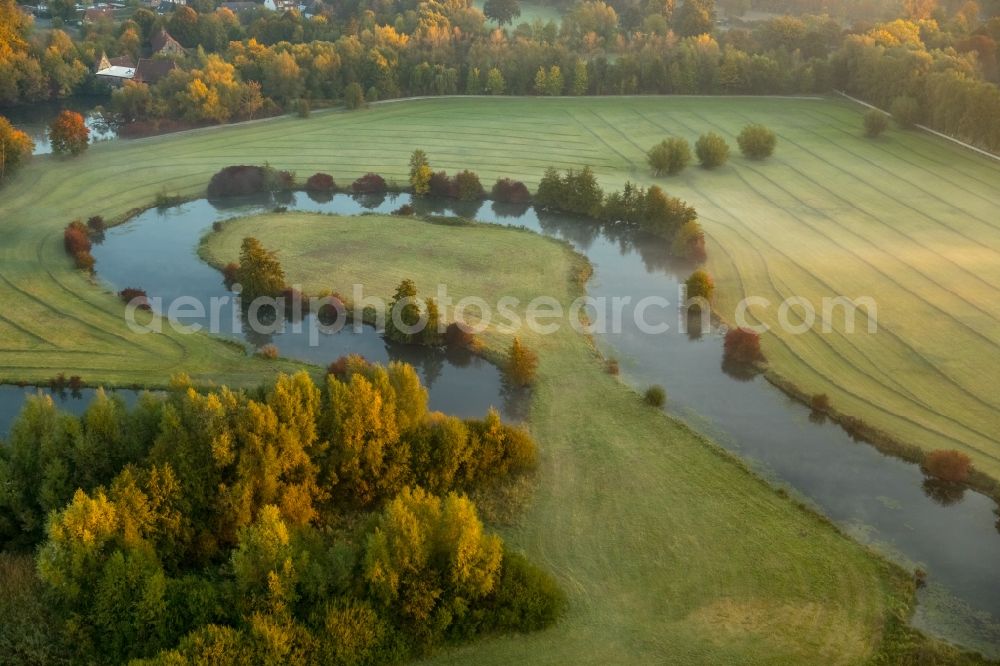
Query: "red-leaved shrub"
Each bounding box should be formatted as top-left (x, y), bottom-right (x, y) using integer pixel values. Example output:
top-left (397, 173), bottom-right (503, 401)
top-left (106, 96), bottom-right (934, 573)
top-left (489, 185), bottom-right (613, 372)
top-left (119, 287), bottom-right (150, 310)
top-left (64, 220), bottom-right (91, 256)
top-left (207, 165), bottom-right (270, 198)
top-left (306, 172), bottom-right (336, 192)
top-left (723, 327), bottom-right (764, 365)
top-left (923, 450), bottom-right (972, 483)
top-left (222, 262), bottom-right (239, 286)
top-left (351, 172), bottom-right (387, 194)
top-left (492, 178), bottom-right (531, 203)
top-left (429, 171), bottom-right (456, 198)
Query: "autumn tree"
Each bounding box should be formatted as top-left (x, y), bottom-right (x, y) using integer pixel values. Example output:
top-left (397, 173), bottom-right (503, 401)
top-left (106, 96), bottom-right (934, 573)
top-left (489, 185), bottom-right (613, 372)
top-left (923, 450), bottom-right (972, 483)
top-left (237, 237), bottom-right (286, 303)
top-left (647, 137), bottom-right (691, 176)
top-left (737, 123), bottom-right (776, 159)
top-left (684, 269), bottom-right (714, 303)
top-left (320, 372), bottom-right (406, 506)
top-left (505, 337), bottom-right (539, 386)
top-left (48, 110), bottom-right (89, 157)
top-left (454, 169), bottom-right (485, 200)
top-left (671, 219), bottom-right (707, 262)
top-left (409, 150), bottom-right (432, 196)
top-left (0, 116), bottom-right (33, 183)
top-left (363, 487), bottom-right (502, 645)
top-left (344, 82), bottom-right (365, 110)
top-left (695, 132), bottom-right (729, 168)
top-left (723, 327), bottom-right (764, 365)
top-left (483, 0), bottom-right (521, 25)
top-left (674, 0), bottom-right (715, 36)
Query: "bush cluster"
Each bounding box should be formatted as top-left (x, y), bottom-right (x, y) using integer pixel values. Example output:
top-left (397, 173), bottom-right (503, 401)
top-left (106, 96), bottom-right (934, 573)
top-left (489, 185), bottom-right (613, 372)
top-left (206, 165), bottom-right (271, 198)
top-left (305, 172), bottom-right (336, 193)
top-left (118, 287), bottom-right (150, 311)
top-left (737, 124), bottom-right (777, 159)
top-left (351, 172), bottom-right (387, 194)
top-left (492, 178), bottom-right (531, 203)
top-left (63, 220), bottom-right (95, 271)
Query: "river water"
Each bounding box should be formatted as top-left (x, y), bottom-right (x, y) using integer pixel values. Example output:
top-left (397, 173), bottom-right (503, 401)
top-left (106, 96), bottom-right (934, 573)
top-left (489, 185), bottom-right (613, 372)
top-left (1, 190), bottom-right (995, 654)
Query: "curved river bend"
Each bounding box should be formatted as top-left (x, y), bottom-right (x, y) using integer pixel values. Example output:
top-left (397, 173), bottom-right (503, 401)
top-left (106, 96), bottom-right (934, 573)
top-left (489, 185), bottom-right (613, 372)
top-left (4, 191), bottom-right (994, 654)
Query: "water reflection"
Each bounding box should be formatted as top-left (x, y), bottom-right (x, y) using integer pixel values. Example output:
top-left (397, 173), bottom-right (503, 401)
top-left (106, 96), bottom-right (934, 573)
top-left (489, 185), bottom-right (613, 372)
top-left (4, 98), bottom-right (116, 155)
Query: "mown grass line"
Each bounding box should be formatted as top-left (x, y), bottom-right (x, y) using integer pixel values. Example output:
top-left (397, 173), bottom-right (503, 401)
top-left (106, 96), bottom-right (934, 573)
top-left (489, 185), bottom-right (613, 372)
top-left (641, 108), bottom-right (1000, 423)
top-left (783, 117), bottom-right (1000, 264)
top-left (700, 208), bottom-right (993, 457)
top-left (807, 104), bottom-right (1000, 198)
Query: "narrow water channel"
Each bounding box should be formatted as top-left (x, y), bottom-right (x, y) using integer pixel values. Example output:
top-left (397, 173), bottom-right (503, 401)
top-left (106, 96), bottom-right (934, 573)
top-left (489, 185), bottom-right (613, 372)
top-left (52, 190), bottom-right (1000, 655)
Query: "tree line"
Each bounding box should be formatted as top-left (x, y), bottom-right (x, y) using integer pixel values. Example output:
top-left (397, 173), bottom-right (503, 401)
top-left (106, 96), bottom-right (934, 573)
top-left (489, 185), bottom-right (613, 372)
top-left (3, 0), bottom-right (1000, 152)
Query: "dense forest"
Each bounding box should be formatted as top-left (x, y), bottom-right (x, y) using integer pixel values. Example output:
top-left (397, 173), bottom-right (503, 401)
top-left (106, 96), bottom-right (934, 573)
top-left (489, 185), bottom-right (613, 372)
top-left (0, 364), bottom-right (563, 664)
top-left (1, 0), bottom-right (1000, 155)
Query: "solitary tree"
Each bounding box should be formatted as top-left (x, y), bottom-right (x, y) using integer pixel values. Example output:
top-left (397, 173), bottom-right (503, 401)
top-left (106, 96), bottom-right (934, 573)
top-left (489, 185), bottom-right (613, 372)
top-left (236, 237), bottom-right (285, 302)
top-left (0, 116), bottom-right (33, 183)
top-left (737, 123), bottom-right (776, 160)
top-left (695, 132), bottom-right (729, 168)
top-left (647, 137), bottom-right (692, 176)
top-left (684, 269), bottom-right (714, 303)
top-left (409, 150), bottom-right (432, 196)
top-left (344, 82), bottom-right (365, 110)
top-left (49, 110), bottom-right (89, 157)
top-left (385, 279), bottom-right (423, 344)
top-left (505, 337), bottom-right (539, 386)
top-left (483, 0), bottom-right (521, 25)
top-left (863, 109), bottom-right (889, 138)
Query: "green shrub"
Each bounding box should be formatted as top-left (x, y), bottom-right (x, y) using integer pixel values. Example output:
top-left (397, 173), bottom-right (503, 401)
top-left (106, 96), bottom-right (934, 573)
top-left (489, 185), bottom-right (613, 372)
top-left (863, 109), bottom-right (889, 138)
top-left (737, 123), bottom-right (777, 159)
top-left (695, 132), bottom-right (730, 168)
top-left (644, 385), bottom-right (666, 407)
top-left (485, 550), bottom-right (566, 632)
top-left (647, 137), bottom-right (692, 176)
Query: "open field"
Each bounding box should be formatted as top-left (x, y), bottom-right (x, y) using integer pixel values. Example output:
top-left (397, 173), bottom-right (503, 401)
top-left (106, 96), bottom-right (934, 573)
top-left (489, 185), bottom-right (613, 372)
top-left (201, 211), bottom-right (916, 663)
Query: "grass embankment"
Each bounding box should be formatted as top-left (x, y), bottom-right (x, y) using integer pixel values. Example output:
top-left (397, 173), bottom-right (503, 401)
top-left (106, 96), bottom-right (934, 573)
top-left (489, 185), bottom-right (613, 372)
top-left (203, 211), bottom-right (917, 663)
